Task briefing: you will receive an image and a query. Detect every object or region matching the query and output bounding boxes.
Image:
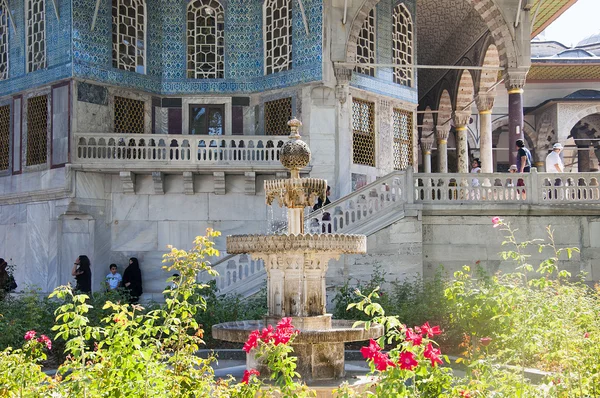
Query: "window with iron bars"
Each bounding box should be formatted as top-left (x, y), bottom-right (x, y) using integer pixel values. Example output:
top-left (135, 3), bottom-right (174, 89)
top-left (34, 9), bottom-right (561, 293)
top-left (187, 0), bottom-right (224, 79)
top-left (26, 95), bottom-right (48, 166)
top-left (393, 108), bottom-right (413, 170)
top-left (0, 104), bottom-right (9, 171)
top-left (114, 96), bottom-right (145, 134)
top-left (264, 0), bottom-right (292, 75)
top-left (264, 97), bottom-right (292, 136)
top-left (112, 0), bottom-right (146, 73)
top-left (392, 4), bottom-right (413, 87)
top-left (355, 8), bottom-right (375, 77)
top-left (26, 0), bottom-right (46, 73)
top-left (352, 99), bottom-right (376, 167)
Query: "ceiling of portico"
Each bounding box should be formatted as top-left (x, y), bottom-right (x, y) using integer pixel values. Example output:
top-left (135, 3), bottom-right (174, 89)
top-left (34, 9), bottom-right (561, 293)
top-left (416, 0), bottom-right (489, 99)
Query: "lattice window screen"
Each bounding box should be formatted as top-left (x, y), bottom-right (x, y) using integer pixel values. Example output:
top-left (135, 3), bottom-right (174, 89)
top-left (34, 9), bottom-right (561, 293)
top-left (264, 0), bottom-right (292, 75)
top-left (352, 99), bottom-right (375, 167)
top-left (26, 95), bottom-right (48, 166)
top-left (0, 0), bottom-right (8, 80)
top-left (187, 0), bottom-right (224, 79)
top-left (355, 8), bottom-right (375, 77)
top-left (392, 4), bottom-right (413, 87)
top-left (114, 96), bottom-right (145, 134)
top-left (0, 104), bottom-right (9, 170)
top-left (26, 0), bottom-right (46, 73)
top-left (393, 108), bottom-right (413, 170)
top-left (112, 0), bottom-right (146, 73)
top-left (264, 97), bottom-right (292, 136)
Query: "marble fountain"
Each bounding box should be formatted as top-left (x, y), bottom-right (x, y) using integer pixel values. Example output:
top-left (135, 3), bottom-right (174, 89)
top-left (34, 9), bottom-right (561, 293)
top-left (212, 119), bottom-right (383, 382)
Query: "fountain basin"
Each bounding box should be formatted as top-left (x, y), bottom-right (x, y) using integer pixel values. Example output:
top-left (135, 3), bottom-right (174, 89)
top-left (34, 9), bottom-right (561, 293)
top-left (213, 319), bottom-right (383, 381)
top-left (226, 234), bottom-right (367, 254)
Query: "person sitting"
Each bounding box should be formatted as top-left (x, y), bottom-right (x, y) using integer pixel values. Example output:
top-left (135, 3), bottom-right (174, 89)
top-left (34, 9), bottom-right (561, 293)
top-left (105, 264), bottom-right (122, 291)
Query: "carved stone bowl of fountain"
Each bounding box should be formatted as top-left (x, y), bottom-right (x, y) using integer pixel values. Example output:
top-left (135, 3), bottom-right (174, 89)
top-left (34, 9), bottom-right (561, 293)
top-left (212, 119), bottom-right (383, 382)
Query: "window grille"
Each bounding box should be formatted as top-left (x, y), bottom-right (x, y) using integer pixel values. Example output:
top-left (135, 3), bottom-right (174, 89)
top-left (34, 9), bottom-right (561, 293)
top-left (264, 97), bottom-right (292, 136)
top-left (352, 99), bottom-right (375, 167)
top-left (0, 104), bottom-right (9, 170)
top-left (26, 0), bottom-right (46, 73)
top-left (393, 108), bottom-right (413, 170)
top-left (0, 0), bottom-right (8, 80)
top-left (26, 95), bottom-right (48, 166)
top-left (355, 8), bottom-right (375, 77)
top-left (264, 0), bottom-right (292, 75)
top-left (187, 0), bottom-right (224, 79)
top-left (114, 96), bottom-right (145, 134)
top-left (112, 0), bottom-right (146, 73)
top-left (392, 4), bottom-right (413, 87)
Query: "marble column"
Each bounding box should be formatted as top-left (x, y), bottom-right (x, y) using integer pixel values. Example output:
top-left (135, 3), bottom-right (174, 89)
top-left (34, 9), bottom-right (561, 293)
top-left (578, 144), bottom-right (591, 172)
top-left (436, 126), bottom-right (450, 173)
top-left (476, 93), bottom-right (495, 173)
top-left (420, 139), bottom-right (434, 173)
top-left (334, 66), bottom-right (353, 196)
top-left (453, 111), bottom-right (471, 173)
top-left (504, 69), bottom-right (528, 166)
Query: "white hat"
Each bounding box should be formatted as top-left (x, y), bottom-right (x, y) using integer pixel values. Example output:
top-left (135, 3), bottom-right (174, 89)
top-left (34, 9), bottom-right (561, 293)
top-left (509, 164), bottom-right (518, 171)
top-left (553, 143), bottom-right (563, 149)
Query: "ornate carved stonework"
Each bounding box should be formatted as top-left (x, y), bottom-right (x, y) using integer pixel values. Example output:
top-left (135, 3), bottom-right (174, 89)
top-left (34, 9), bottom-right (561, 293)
top-left (226, 234), bottom-right (367, 255)
top-left (476, 92), bottom-right (496, 113)
top-left (264, 178), bottom-right (327, 208)
top-left (453, 110), bottom-right (471, 127)
top-left (436, 125), bottom-right (450, 142)
top-left (503, 67), bottom-right (529, 91)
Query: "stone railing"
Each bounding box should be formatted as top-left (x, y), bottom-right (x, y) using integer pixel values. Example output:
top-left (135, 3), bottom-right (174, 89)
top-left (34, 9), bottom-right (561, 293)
top-left (73, 133), bottom-right (288, 169)
top-left (208, 170), bottom-right (408, 296)
top-left (414, 170), bottom-right (600, 204)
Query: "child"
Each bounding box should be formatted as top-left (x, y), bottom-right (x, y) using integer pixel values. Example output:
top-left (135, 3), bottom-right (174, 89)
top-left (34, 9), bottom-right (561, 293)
top-left (105, 264), bottom-right (122, 291)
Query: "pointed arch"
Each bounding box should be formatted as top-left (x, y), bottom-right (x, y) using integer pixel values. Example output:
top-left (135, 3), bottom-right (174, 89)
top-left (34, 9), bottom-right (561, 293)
top-left (456, 70), bottom-right (475, 112)
top-left (479, 44), bottom-right (500, 94)
top-left (437, 89), bottom-right (452, 128)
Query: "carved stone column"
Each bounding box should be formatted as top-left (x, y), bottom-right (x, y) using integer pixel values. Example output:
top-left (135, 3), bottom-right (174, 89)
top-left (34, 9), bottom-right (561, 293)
top-left (436, 126), bottom-right (450, 173)
top-left (578, 143), bottom-right (592, 172)
top-left (504, 68), bottom-right (528, 166)
top-left (453, 111), bottom-right (471, 173)
top-left (420, 139), bottom-right (434, 173)
top-left (334, 66), bottom-right (353, 196)
top-left (476, 93), bottom-right (495, 173)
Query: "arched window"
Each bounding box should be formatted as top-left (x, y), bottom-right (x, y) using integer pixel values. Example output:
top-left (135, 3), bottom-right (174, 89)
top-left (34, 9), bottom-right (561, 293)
top-left (112, 0), bottom-right (146, 73)
top-left (187, 0), bottom-right (224, 79)
top-left (0, 0), bottom-right (8, 80)
top-left (264, 0), bottom-right (292, 75)
top-left (25, 0), bottom-right (46, 73)
top-left (355, 8), bottom-right (375, 77)
top-left (392, 3), bottom-right (413, 86)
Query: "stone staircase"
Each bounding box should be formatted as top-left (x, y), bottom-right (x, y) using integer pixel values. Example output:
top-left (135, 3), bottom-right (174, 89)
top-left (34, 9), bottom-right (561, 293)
top-left (202, 170), bottom-right (410, 297)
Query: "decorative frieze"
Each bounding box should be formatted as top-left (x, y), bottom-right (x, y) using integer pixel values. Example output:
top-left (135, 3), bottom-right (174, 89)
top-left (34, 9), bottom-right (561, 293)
top-left (213, 171), bottom-right (225, 195)
top-left (119, 171), bottom-right (136, 194)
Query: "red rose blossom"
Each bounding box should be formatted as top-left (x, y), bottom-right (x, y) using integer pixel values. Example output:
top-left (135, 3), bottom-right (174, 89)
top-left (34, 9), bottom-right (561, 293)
top-left (24, 330), bottom-right (36, 341)
top-left (398, 351), bottom-right (418, 370)
top-left (241, 369), bottom-right (260, 384)
top-left (405, 328), bottom-right (422, 346)
top-left (260, 325), bottom-right (274, 343)
top-left (36, 335), bottom-right (52, 350)
top-left (373, 351), bottom-right (395, 371)
top-left (421, 322), bottom-right (442, 338)
top-left (360, 339), bottom-right (382, 360)
top-left (492, 217), bottom-right (501, 227)
top-left (459, 390), bottom-right (471, 398)
top-left (243, 330), bottom-right (260, 353)
top-left (423, 343), bottom-right (443, 367)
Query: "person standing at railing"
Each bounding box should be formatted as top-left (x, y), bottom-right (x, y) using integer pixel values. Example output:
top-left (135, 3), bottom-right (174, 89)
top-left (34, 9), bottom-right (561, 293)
top-left (545, 143), bottom-right (565, 200)
top-left (470, 159), bottom-right (482, 200)
top-left (515, 139), bottom-right (532, 173)
top-left (313, 186), bottom-right (331, 233)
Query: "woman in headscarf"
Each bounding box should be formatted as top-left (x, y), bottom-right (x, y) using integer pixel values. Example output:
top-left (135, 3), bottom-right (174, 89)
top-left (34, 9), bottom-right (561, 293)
top-left (71, 255), bottom-right (92, 293)
top-left (122, 257), bottom-right (143, 303)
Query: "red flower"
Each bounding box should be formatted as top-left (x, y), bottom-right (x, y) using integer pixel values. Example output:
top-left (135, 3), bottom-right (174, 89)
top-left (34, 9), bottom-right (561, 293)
top-left (243, 330), bottom-right (260, 353)
top-left (260, 325), bottom-right (274, 344)
top-left (459, 390), bottom-right (471, 398)
top-left (423, 343), bottom-right (443, 367)
top-left (584, 332), bottom-right (590, 338)
top-left (421, 322), bottom-right (441, 338)
top-left (36, 335), bottom-right (52, 350)
top-left (276, 317), bottom-right (293, 331)
top-left (24, 330), bottom-right (36, 341)
top-left (492, 217), bottom-right (501, 227)
top-left (405, 328), bottom-right (422, 346)
top-left (360, 339), bottom-right (382, 360)
top-left (241, 369), bottom-right (260, 384)
top-left (479, 337), bottom-right (492, 346)
top-left (373, 351), bottom-right (395, 371)
top-left (398, 351), bottom-right (418, 370)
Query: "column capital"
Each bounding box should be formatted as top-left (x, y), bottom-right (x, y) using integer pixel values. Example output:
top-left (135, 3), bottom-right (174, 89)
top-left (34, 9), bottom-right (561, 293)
top-left (334, 65), bottom-right (353, 85)
top-left (436, 125), bottom-right (450, 143)
top-left (453, 110), bottom-right (471, 129)
top-left (503, 67), bottom-right (529, 92)
top-left (476, 92), bottom-right (495, 113)
top-left (420, 137), bottom-right (434, 154)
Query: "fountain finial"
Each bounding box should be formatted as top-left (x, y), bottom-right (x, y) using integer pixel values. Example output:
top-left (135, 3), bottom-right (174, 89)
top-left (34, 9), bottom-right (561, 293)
top-left (280, 118), bottom-right (311, 174)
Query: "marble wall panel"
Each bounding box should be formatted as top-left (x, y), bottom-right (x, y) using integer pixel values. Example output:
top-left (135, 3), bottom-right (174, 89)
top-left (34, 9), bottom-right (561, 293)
top-left (60, 229), bottom-right (93, 287)
top-left (111, 221), bottom-right (158, 251)
top-left (4, 223), bottom-right (27, 290)
top-left (111, 194), bottom-right (149, 221)
top-left (148, 194), bottom-right (209, 221)
top-left (157, 221), bottom-right (211, 251)
top-left (76, 172), bottom-right (106, 199)
top-left (25, 203), bottom-right (52, 289)
top-left (0, 203), bottom-right (27, 224)
top-left (207, 193), bottom-right (266, 221)
top-left (74, 99), bottom-right (112, 134)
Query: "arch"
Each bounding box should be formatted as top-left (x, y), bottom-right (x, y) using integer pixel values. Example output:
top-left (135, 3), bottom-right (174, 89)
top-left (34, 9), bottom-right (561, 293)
top-left (492, 116), bottom-right (536, 169)
top-left (186, 0), bottom-right (225, 79)
top-left (355, 7), bottom-right (376, 76)
top-left (456, 70), bottom-right (475, 112)
top-left (264, 0), bottom-right (292, 75)
top-left (112, 0), bottom-right (146, 73)
top-left (392, 3), bottom-right (413, 87)
top-left (479, 44), bottom-right (500, 93)
top-left (561, 104), bottom-right (600, 139)
top-left (421, 106), bottom-right (434, 139)
top-left (345, 0), bottom-right (518, 70)
top-left (437, 90), bottom-right (452, 128)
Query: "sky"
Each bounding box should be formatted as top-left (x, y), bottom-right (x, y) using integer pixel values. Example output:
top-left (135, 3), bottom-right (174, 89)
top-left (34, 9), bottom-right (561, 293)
top-left (541, 0), bottom-right (600, 46)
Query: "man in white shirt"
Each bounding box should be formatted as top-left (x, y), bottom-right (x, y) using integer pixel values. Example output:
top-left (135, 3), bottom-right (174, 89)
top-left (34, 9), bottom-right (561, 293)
top-left (545, 143), bottom-right (564, 173)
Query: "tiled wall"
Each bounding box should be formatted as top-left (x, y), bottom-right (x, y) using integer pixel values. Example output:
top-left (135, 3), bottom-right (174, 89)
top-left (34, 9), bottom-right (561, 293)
top-left (351, 0), bottom-right (417, 103)
top-left (72, 0), bottom-right (323, 94)
top-left (0, 0), bottom-right (72, 96)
